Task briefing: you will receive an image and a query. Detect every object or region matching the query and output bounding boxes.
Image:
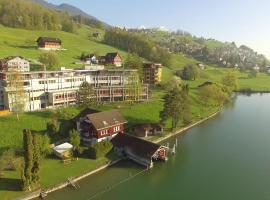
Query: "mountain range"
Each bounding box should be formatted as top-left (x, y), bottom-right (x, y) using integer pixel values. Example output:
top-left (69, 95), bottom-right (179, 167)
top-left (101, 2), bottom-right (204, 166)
top-left (31, 0), bottom-right (109, 26)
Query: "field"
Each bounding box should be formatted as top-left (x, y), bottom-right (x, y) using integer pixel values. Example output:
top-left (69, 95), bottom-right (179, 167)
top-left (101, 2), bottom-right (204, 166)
top-left (0, 25), bottom-right (126, 69)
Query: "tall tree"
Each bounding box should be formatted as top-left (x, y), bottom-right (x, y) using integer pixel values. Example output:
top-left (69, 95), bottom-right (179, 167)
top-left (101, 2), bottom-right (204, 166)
top-left (22, 129), bottom-right (34, 191)
top-left (7, 71), bottom-right (26, 120)
top-left (126, 71), bottom-right (143, 103)
top-left (221, 72), bottom-right (238, 94)
top-left (32, 134), bottom-right (41, 185)
top-left (69, 129), bottom-right (81, 154)
top-left (124, 53), bottom-right (144, 80)
top-left (77, 81), bottom-right (96, 108)
top-left (160, 85), bottom-right (191, 130)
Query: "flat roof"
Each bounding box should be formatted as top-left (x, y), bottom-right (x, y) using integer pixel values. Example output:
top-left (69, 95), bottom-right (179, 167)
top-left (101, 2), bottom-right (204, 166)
top-left (53, 142), bottom-right (73, 154)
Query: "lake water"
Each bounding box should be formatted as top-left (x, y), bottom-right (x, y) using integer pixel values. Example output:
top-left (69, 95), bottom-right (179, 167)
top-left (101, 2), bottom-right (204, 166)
top-left (45, 94), bottom-right (270, 200)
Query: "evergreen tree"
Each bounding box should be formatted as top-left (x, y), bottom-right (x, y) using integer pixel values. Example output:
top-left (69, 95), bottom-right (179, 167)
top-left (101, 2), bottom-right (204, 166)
top-left (22, 129), bottom-right (34, 191)
top-left (32, 134), bottom-right (41, 185)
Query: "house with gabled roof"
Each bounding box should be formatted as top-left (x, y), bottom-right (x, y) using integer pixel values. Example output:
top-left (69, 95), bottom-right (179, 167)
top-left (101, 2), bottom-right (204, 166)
top-left (101, 52), bottom-right (122, 67)
top-left (76, 109), bottom-right (127, 144)
top-left (0, 56), bottom-right (30, 72)
top-left (37, 37), bottom-right (62, 50)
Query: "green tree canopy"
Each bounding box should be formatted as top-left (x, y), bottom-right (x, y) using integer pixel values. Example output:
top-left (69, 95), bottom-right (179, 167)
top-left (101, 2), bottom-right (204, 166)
top-left (38, 52), bottom-right (60, 70)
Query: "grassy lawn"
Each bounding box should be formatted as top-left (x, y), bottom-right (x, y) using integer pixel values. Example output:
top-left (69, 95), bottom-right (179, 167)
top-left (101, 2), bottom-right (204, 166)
top-left (0, 156), bottom-right (113, 200)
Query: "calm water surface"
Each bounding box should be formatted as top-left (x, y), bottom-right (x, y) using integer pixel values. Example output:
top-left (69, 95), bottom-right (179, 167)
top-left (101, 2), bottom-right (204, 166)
top-left (45, 94), bottom-right (270, 200)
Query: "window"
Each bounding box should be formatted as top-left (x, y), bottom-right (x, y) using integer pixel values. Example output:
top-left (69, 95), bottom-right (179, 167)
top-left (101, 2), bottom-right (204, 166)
top-left (100, 129), bottom-right (108, 136)
top-left (113, 126), bottom-right (120, 132)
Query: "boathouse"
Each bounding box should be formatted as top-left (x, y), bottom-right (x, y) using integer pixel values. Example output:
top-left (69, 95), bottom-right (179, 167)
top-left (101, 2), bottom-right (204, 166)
top-left (111, 133), bottom-right (168, 168)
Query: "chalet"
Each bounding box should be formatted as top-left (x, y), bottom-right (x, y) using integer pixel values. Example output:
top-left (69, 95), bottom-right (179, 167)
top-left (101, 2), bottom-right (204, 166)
top-left (143, 63), bottom-right (163, 85)
top-left (0, 56), bottom-right (30, 72)
top-left (130, 123), bottom-right (163, 137)
top-left (53, 142), bottom-right (73, 159)
top-left (102, 52), bottom-right (122, 67)
top-left (111, 133), bottom-right (168, 168)
top-left (37, 37), bottom-right (62, 50)
top-left (76, 110), bottom-right (127, 144)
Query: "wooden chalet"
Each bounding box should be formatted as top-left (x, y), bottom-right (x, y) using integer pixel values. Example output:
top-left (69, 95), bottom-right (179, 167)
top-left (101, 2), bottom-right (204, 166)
top-left (76, 109), bottom-right (127, 144)
top-left (37, 37), bottom-right (62, 50)
top-left (130, 123), bottom-right (163, 137)
top-left (111, 133), bottom-right (168, 168)
top-left (101, 52), bottom-right (122, 67)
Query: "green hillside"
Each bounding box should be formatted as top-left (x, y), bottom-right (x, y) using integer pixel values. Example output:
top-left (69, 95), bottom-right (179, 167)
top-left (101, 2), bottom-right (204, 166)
top-left (0, 25), bottom-right (125, 69)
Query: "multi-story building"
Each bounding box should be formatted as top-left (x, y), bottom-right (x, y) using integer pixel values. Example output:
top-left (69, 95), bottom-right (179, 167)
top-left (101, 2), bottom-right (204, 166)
top-left (143, 63), bottom-right (163, 85)
top-left (0, 68), bottom-right (148, 111)
top-left (0, 56), bottom-right (30, 72)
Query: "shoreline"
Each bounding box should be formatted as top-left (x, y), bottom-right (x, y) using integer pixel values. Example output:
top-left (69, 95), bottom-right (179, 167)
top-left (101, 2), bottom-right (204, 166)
top-left (16, 109), bottom-right (221, 200)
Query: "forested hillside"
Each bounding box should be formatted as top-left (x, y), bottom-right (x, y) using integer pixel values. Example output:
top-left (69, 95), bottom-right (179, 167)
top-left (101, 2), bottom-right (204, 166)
top-left (0, 0), bottom-right (76, 32)
top-left (128, 28), bottom-right (269, 71)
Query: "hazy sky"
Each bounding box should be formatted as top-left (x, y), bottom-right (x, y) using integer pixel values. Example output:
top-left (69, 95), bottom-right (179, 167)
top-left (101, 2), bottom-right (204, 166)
top-left (47, 0), bottom-right (270, 58)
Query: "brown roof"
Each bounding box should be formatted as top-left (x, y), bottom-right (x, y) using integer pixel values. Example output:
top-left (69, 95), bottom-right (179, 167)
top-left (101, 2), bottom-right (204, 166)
top-left (111, 133), bottom-right (161, 160)
top-left (73, 108), bottom-right (100, 122)
top-left (37, 37), bottom-right (62, 44)
top-left (87, 110), bottom-right (126, 130)
top-left (132, 123), bottom-right (163, 131)
top-left (105, 52), bottom-right (122, 61)
top-left (143, 63), bottom-right (162, 69)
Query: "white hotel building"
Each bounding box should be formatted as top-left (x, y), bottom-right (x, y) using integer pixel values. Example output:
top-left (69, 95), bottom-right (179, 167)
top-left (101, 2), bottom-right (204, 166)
top-left (0, 68), bottom-right (148, 111)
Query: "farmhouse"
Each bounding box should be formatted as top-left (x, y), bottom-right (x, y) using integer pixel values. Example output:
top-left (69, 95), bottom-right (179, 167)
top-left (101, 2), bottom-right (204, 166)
top-left (53, 142), bottom-right (73, 159)
top-left (143, 63), bottom-right (163, 85)
top-left (37, 37), bottom-right (62, 50)
top-left (130, 123), bottom-right (163, 137)
top-left (111, 133), bottom-right (168, 168)
top-left (101, 52), bottom-right (122, 67)
top-left (76, 110), bottom-right (127, 144)
top-left (0, 56), bottom-right (30, 72)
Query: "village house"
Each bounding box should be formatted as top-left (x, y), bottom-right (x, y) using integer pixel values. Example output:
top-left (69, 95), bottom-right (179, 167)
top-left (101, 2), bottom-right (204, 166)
top-left (143, 63), bottom-right (163, 85)
top-left (76, 110), bottom-right (127, 144)
top-left (81, 54), bottom-right (99, 64)
top-left (53, 142), bottom-right (73, 159)
top-left (111, 133), bottom-right (168, 168)
top-left (0, 56), bottom-right (30, 72)
top-left (0, 68), bottom-right (149, 111)
top-left (130, 123), bottom-right (163, 137)
top-left (101, 52), bottom-right (122, 67)
top-left (37, 37), bottom-right (62, 50)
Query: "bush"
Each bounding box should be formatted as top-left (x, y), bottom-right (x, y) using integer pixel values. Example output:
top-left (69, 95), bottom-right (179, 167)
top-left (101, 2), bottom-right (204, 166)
top-left (88, 141), bottom-right (113, 159)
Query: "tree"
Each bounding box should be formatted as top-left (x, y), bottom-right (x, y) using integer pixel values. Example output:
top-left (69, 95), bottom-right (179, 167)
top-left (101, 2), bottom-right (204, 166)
top-left (124, 53), bottom-right (144, 80)
top-left (200, 84), bottom-right (228, 106)
top-left (248, 69), bottom-right (257, 78)
top-left (32, 134), bottom-right (41, 185)
top-left (38, 52), bottom-right (60, 70)
top-left (69, 129), bottom-right (81, 154)
top-left (160, 85), bottom-right (191, 130)
top-left (39, 134), bottom-right (51, 158)
top-left (7, 71), bottom-right (26, 120)
top-left (77, 81), bottom-right (96, 108)
top-left (46, 117), bottom-right (59, 136)
top-left (22, 129), bottom-right (34, 191)
top-left (181, 64), bottom-right (200, 80)
top-left (62, 19), bottom-right (75, 33)
top-left (221, 72), bottom-right (238, 94)
top-left (126, 71), bottom-right (143, 103)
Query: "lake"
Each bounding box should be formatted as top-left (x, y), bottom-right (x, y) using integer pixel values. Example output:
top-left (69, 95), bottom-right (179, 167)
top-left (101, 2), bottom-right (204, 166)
top-left (45, 93), bottom-right (270, 200)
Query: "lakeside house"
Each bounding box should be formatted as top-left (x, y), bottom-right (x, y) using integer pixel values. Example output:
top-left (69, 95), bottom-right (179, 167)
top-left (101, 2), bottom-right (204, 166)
top-left (53, 142), bottom-right (73, 159)
top-left (0, 56), bottom-right (30, 72)
top-left (0, 67), bottom-right (149, 111)
top-left (130, 123), bottom-right (163, 137)
top-left (76, 110), bottom-right (127, 144)
top-left (37, 37), bottom-right (62, 50)
top-left (111, 133), bottom-right (168, 168)
top-left (143, 63), bottom-right (163, 85)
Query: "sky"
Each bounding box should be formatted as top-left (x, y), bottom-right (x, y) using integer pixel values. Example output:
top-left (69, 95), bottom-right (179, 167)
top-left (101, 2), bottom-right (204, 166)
top-left (47, 0), bottom-right (270, 58)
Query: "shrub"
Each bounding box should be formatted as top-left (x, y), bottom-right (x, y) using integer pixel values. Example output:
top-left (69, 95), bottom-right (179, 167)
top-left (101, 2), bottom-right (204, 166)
top-left (88, 141), bottom-right (113, 159)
